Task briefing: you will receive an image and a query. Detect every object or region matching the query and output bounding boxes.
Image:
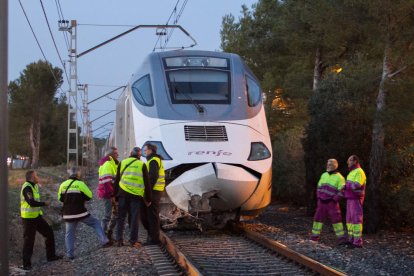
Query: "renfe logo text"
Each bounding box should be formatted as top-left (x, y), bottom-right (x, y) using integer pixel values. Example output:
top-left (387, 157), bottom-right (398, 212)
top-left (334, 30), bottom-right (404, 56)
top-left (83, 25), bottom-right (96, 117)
top-left (188, 150), bottom-right (232, 156)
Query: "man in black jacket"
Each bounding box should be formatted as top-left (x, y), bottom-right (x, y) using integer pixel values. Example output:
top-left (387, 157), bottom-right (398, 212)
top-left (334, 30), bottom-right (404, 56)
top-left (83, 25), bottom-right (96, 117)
top-left (20, 170), bottom-right (62, 270)
top-left (58, 167), bottom-right (110, 259)
top-left (141, 143), bottom-right (165, 245)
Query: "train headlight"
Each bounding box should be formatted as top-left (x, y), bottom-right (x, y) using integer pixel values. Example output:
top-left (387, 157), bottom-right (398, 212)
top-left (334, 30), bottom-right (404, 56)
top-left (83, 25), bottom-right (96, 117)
top-left (142, 141), bottom-right (173, 160)
top-left (248, 142), bottom-right (271, 161)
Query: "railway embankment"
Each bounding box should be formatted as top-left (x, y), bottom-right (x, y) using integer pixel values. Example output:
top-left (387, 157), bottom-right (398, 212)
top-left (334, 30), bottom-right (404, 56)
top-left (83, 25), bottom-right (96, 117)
top-left (8, 168), bottom-right (414, 275)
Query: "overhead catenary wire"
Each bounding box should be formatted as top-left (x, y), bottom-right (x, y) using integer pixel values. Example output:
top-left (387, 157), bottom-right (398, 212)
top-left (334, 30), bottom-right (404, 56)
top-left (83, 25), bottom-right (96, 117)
top-left (152, 0), bottom-right (189, 51)
top-left (86, 83), bottom-right (125, 88)
top-left (54, 0), bottom-right (69, 50)
top-left (78, 23), bottom-right (137, 27)
top-left (40, 0), bottom-right (70, 85)
top-left (152, 0), bottom-right (179, 51)
top-left (18, 0), bottom-right (64, 94)
top-left (162, 0), bottom-right (189, 49)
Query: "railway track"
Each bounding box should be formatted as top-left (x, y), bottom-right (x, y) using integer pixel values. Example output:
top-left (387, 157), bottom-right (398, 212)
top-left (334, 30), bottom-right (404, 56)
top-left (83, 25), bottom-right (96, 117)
top-left (156, 223), bottom-right (346, 276)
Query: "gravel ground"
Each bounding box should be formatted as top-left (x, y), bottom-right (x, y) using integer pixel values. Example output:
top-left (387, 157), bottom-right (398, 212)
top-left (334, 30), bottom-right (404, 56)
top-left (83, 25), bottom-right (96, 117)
top-left (245, 203), bottom-right (414, 276)
top-left (9, 173), bottom-right (414, 275)
top-left (9, 175), bottom-right (157, 276)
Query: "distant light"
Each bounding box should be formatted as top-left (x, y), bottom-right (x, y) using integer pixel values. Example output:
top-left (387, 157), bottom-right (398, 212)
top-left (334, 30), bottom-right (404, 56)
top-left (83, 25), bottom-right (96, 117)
top-left (332, 64), bottom-right (343, 74)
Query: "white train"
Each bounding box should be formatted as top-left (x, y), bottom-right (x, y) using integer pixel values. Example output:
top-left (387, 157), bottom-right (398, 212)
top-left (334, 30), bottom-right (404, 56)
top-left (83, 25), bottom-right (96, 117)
top-left (109, 50), bottom-right (272, 226)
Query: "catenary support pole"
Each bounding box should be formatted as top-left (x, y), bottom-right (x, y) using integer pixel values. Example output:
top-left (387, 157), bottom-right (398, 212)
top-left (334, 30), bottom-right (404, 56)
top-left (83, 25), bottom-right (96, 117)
top-left (0, 0), bottom-right (9, 274)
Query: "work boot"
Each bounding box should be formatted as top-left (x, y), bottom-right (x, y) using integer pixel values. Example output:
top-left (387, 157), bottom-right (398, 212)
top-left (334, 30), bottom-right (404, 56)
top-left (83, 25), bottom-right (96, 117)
top-left (117, 240), bottom-right (124, 247)
top-left (102, 241), bottom-right (112, 248)
top-left (21, 265), bottom-right (32, 271)
top-left (309, 235), bottom-right (319, 242)
top-left (131, 241), bottom-right (142, 249)
top-left (337, 237), bottom-right (348, 246)
top-left (106, 230), bottom-right (113, 241)
top-left (143, 240), bottom-right (161, 246)
top-left (47, 255), bottom-right (63, 262)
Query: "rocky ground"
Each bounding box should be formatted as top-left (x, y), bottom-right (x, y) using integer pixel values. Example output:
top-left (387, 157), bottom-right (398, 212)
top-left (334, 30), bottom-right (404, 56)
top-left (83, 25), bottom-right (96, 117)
top-left (9, 170), bottom-right (157, 276)
top-left (8, 169), bottom-right (414, 275)
top-left (245, 204), bottom-right (414, 276)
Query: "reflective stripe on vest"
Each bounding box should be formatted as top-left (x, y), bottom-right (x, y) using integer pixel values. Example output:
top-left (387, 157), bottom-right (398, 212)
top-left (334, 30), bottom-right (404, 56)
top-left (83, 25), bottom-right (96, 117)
top-left (119, 157), bottom-right (145, 196)
top-left (20, 182), bottom-right (43, 218)
top-left (147, 156), bottom-right (165, 191)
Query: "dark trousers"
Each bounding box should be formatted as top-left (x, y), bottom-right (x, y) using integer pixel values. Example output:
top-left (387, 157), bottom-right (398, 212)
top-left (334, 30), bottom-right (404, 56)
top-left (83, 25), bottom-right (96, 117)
top-left (22, 216), bottom-right (56, 267)
top-left (141, 191), bottom-right (161, 242)
top-left (116, 196), bottom-right (142, 244)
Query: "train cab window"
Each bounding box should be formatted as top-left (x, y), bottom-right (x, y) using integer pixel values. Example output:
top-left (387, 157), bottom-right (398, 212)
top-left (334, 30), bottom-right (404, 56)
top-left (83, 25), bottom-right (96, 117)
top-left (167, 70), bottom-right (230, 103)
top-left (132, 75), bottom-right (154, 106)
top-left (164, 56), bottom-right (231, 104)
top-left (246, 76), bottom-right (261, 107)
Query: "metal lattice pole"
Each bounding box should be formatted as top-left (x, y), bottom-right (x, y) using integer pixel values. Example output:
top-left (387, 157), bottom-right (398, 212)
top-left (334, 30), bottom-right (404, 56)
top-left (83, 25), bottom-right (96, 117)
top-left (79, 84), bottom-right (94, 175)
top-left (59, 20), bottom-right (78, 168)
top-left (79, 84), bottom-right (87, 170)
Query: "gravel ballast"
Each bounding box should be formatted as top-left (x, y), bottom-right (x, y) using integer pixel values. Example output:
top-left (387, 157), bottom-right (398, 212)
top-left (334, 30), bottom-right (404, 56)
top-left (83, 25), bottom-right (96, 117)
top-left (246, 203), bottom-right (414, 276)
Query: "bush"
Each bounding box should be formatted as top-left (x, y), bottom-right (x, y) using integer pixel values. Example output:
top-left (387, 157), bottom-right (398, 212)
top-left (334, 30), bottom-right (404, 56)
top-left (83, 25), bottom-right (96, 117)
top-left (382, 178), bottom-right (414, 229)
top-left (272, 126), bottom-right (306, 205)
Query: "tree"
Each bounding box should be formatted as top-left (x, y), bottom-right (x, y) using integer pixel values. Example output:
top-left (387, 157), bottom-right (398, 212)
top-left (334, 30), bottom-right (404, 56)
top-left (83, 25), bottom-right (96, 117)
top-left (303, 57), bottom-right (378, 212)
top-left (8, 60), bottom-right (63, 168)
top-left (39, 94), bottom-right (67, 165)
top-left (364, 0), bottom-right (414, 232)
top-left (222, 0), bottom-right (414, 230)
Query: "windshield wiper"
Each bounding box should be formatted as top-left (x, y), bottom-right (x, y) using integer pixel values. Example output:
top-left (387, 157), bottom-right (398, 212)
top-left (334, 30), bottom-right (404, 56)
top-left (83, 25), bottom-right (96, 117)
top-left (171, 81), bottom-right (204, 113)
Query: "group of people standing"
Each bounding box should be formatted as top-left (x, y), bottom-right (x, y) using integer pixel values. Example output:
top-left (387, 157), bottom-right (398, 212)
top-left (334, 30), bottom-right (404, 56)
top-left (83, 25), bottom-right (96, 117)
top-left (310, 155), bottom-right (367, 248)
top-left (97, 144), bottom-right (164, 248)
top-left (19, 143), bottom-right (164, 269)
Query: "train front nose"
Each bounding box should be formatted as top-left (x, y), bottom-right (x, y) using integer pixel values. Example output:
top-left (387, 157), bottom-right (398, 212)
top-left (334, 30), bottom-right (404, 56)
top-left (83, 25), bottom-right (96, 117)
top-left (166, 163), bottom-right (259, 212)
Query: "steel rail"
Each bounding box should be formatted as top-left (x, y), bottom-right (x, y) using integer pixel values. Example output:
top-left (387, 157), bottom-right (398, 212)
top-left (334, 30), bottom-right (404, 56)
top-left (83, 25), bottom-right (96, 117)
top-left (159, 223), bottom-right (347, 276)
top-left (159, 231), bottom-right (202, 276)
top-left (229, 223), bottom-right (347, 276)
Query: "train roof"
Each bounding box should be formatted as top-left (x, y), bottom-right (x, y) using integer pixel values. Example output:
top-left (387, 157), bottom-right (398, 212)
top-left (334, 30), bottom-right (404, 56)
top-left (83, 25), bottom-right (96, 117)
top-left (150, 49), bottom-right (239, 59)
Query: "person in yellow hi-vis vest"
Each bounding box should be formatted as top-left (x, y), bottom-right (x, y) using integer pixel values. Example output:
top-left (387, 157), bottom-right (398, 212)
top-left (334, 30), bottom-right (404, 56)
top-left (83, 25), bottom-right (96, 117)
top-left (97, 146), bottom-right (119, 241)
top-left (141, 143), bottom-right (165, 245)
top-left (113, 147), bottom-right (152, 248)
top-left (310, 159), bottom-right (346, 245)
top-left (20, 170), bottom-right (62, 270)
top-left (58, 167), bottom-right (111, 260)
top-left (344, 155), bottom-right (367, 248)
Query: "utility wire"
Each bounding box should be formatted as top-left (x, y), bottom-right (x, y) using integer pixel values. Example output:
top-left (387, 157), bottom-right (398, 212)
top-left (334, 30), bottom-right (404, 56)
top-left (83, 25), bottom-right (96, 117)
top-left (152, 0), bottom-right (189, 51)
top-left (18, 0), bottom-right (63, 93)
top-left (162, 0), bottom-right (189, 49)
top-left (86, 83), bottom-right (125, 87)
top-left (153, 0), bottom-right (179, 51)
top-left (40, 0), bottom-right (70, 85)
top-left (78, 23), bottom-right (137, 27)
top-left (54, 0), bottom-right (69, 50)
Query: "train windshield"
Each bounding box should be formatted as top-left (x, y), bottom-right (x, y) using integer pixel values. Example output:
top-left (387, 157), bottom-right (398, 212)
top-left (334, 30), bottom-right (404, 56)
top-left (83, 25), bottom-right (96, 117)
top-left (164, 56), bottom-right (231, 104)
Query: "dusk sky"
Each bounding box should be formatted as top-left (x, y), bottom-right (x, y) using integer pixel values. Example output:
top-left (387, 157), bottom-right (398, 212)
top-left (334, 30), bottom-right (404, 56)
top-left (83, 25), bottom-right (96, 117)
top-left (9, 0), bottom-right (257, 138)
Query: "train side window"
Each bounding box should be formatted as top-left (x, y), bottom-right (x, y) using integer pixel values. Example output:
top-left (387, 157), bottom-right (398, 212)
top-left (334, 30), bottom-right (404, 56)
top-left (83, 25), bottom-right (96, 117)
top-left (132, 74), bottom-right (154, 106)
top-left (246, 76), bottom-right (261, 107)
